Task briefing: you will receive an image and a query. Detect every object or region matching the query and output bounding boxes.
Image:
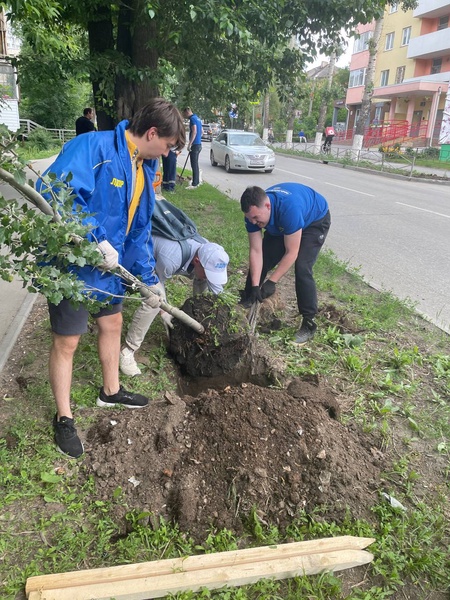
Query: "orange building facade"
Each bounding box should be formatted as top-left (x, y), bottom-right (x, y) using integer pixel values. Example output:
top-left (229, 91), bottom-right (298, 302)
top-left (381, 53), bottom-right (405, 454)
top-left (345, 1), bottom-right (450, 147)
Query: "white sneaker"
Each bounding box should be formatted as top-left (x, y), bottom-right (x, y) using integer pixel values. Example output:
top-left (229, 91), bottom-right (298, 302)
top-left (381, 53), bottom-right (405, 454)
top-left (185, 184), bottom-right (198, 190)
top-left (119, 347), bottom-right (141, 376)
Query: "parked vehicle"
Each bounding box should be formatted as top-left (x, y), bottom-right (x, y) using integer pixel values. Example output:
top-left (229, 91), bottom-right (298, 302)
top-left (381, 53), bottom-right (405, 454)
top-left (210, 130), bottom-right (276, 173)
top-left (201, 123), bottom-right (221, 142)
top-left (201, 123), bottom-right (212, 142)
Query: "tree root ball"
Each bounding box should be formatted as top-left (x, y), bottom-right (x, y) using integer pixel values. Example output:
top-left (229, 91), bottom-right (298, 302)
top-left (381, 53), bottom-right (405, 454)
top-left (169, 295), bottom-right (252, 378)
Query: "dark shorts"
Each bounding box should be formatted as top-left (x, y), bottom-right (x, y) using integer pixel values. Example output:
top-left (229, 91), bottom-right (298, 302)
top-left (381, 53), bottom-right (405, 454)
top-left (48, 299), bottom-right (123, 336)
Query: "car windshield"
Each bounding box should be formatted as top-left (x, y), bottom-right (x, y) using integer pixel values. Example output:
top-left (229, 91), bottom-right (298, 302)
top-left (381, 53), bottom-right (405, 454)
top-left (228, 134), bottom-right (264, 146)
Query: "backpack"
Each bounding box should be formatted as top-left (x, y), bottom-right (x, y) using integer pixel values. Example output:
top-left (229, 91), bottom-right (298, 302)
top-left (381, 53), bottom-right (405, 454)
top-left (151, 198), bottom-right (206, 268)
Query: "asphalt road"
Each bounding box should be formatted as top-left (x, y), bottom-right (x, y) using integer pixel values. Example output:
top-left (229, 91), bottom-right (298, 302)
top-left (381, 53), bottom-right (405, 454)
top-left (193, 143), bottom-right (450, 334)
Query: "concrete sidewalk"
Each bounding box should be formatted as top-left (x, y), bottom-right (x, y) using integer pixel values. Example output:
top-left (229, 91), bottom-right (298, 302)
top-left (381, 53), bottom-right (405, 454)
top-left (0, 156), bottom-right (56, 373)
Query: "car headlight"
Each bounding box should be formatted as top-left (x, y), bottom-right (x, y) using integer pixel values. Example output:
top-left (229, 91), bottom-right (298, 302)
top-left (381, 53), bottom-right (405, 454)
top-left (233, 152), bottom-right (245, 160)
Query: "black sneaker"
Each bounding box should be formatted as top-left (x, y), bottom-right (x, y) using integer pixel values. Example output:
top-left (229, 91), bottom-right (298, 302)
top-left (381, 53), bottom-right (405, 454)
top-left (53, 415), bottom-right (84, 458)
top-left (96, 385), bottom-right (149, 408)
top-left (294, 318), bottom-right (317, 346)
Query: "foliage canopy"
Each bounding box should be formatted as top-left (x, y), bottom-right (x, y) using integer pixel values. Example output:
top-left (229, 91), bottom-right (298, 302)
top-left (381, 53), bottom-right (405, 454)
top-left (2, 0), bottom-right (409, 127)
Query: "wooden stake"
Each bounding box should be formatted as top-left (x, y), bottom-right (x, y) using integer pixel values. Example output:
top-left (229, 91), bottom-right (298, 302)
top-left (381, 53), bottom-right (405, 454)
top-left (26, 536), bottom-right (374, 600)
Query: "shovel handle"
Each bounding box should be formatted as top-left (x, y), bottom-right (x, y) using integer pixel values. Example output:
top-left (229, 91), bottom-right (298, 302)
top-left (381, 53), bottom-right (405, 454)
top-left (115, 265), bottom-right (204, 334)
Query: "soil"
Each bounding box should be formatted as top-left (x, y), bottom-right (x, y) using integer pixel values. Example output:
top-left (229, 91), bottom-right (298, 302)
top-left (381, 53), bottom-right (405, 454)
top-left (0, 275), bottom-right (448, 599)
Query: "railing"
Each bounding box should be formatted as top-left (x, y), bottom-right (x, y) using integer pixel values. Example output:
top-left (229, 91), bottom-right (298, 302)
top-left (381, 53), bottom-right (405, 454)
top-left (19, 119), bottom-right (76, 143)
top-left (274, 142), bottom-right (433, 179)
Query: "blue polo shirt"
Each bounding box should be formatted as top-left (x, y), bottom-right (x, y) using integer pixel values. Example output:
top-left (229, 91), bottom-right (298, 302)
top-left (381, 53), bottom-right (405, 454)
top-left (245, 183), bottom-right (329, 236)
top-left (190, 114), bottom-right (203, 145)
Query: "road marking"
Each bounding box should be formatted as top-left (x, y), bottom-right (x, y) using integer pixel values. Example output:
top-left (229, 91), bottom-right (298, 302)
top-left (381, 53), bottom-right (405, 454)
top-left (324, 182), bottom-right (375, 197)
top-left (396, 202), bottom-right (450, 219)
top-left (276, 168), bottom-right (314, 180)
top-left (276, 168), bottom-right (375, 197)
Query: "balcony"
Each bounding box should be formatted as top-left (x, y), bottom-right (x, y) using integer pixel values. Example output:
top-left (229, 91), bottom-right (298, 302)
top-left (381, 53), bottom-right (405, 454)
top-left (407, 28), bottom-right (450, 59)
top-left (413, 0), bottom-right (450, 19)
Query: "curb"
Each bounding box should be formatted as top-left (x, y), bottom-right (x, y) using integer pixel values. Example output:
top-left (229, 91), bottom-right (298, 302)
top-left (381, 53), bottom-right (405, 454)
top-left (0, 293), bottom-right (37, 374)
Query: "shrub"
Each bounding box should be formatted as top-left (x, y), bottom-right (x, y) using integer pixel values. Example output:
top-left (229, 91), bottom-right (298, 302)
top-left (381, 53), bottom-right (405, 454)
top-left (420, 146), bottom-right (440, 160)
top-left (26, 127), bottom-right (55, 151)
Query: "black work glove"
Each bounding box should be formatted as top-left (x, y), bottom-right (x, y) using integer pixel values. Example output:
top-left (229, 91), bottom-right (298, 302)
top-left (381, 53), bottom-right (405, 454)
top-left (242, 285), bottom-right (263, 308)
top-left (260, 279), bottom-right (276, 300)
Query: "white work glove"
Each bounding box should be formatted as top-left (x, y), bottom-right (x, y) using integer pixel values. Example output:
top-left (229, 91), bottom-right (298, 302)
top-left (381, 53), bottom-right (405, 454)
top-left (143, 282), bottom-right (163, 309)
top-left (160, 311), bottom-right (174, 337)
top-left (97, 240), bottom-right (119, 270)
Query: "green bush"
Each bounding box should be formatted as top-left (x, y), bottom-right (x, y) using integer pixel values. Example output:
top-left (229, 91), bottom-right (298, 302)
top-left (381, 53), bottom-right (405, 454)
top-left (26, 127), bottom-right (56, 151)
top-left (419, 146), bottom-right (440, 160)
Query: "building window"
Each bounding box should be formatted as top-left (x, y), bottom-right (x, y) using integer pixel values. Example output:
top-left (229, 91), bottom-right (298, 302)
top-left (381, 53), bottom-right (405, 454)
top-left (0, 65), bottom-right (18, 99)
top-left (349, 68), bottom-right (366, 88)
top-left (395, 66), bottom-right (405, 84)
top-left (401, 27), bottom-right (411, 46)
top-left (431, 58), bottom-right (442, 74)
top-left (437, 16), bottom-right (449, 30)
top-left (385, 32), bottom-right (395, 51)
top-left (353, 30), bottom-right (373, 53)
top-left (374, 106), bottom-right (383, 123)
top-left (389, 3), bottom-right (398, 13)
top-left (380, 70), bottom-right (390, 86)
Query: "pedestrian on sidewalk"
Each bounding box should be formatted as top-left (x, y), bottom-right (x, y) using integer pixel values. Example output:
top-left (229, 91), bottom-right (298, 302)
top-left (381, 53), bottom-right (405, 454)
top-left (240, 183), bottom-right (331, 345)
top-left (37, 98), bottom-right (185, 458)
top-left (182, 107), bottom-right (202, 189)
top-left (120, 237), bottom-right (229, 376)
top-left (75, 108), bottom-right (96, 135)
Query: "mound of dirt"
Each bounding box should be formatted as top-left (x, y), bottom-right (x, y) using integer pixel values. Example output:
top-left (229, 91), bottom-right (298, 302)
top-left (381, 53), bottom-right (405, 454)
top-left (84, 379), bottom-right (383, 541)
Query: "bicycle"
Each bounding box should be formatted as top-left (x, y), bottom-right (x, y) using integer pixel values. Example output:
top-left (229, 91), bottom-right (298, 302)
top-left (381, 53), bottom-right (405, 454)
top-left (321, 137), bottom-right (333, 154)
top-left (321, 135), bottom-right (333, 163)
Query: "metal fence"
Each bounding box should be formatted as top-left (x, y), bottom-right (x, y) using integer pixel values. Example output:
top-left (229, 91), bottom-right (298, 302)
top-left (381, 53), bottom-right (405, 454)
top-left (275, 141), bottom-right (422, 178)
top-left (19, 119), bottom-right (76, 143)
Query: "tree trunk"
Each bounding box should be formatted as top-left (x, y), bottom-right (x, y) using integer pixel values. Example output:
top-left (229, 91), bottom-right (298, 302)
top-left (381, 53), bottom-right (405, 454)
top-left (262, 92), bottom-right (270, 141)
top-left (87, 8), bottom-right (115, 131)
top-left (353, 17), bottom-right (384, 151)
top-left (115, 0), bottom-right (159, 121)
top-left (314, 52), bottom-right (336, 154)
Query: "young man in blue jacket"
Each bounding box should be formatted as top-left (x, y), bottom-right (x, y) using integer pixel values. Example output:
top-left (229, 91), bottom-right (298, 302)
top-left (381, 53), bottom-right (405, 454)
top-left (37, 98), bottom-right (185, 458)
top-left (240, 183), bottom-right (331, 345)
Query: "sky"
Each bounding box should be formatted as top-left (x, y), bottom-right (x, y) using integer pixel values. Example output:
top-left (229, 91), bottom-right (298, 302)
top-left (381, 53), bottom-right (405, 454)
top-left (310, 33), bottom-right (354, 70)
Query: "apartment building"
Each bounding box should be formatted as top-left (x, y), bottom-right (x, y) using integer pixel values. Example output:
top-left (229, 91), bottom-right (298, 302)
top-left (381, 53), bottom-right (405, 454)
top-left (346, 1), bottom-right (450, 147)
top-left (0, 10), bottom-right (20, 131)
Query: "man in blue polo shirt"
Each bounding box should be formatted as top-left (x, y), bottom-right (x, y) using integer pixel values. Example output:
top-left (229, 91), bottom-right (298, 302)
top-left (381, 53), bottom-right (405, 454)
top-left (240, 183), bottom-right (331, 345)
top-left (182, 107), bottom-right (203, 189)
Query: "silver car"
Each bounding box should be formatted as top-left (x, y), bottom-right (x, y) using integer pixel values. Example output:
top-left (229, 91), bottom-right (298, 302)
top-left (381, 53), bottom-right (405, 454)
top-left (210, 130), bottom-right (275, 173)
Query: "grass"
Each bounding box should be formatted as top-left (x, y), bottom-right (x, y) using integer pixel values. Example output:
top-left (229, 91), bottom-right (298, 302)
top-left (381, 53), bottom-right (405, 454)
top-left (0, 174), bottom-right (449, 599)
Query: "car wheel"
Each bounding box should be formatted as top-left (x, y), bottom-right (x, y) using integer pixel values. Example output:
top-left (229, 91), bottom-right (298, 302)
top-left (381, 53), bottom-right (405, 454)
top-left (225, 155), bottom-right (232, 173)
top-left (210, 151), bottom-right (218, 167)
top-left (265, 169), bottom-right (273, 173)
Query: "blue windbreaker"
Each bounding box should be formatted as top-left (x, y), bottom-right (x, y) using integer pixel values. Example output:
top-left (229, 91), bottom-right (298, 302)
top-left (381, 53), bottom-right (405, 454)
top-left (37, 120), bottom-right (159, 303)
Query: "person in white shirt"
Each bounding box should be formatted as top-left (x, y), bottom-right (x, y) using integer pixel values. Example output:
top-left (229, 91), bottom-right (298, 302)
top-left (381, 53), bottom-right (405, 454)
top-left (120, 237), bottom-right (229, 376)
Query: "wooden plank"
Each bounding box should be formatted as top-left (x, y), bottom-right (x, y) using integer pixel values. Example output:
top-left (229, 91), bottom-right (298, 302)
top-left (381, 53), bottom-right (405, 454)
top-left (26, 536), bottom-right (375, 600)
top-left (27, 549), bottom-right (374, 600)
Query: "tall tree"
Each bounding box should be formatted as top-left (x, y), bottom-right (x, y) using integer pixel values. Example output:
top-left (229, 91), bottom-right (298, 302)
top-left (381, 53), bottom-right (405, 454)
top-left (352, 1), bottom-right (418, 153)
top-left (3, 0), bottom-right (402, 127)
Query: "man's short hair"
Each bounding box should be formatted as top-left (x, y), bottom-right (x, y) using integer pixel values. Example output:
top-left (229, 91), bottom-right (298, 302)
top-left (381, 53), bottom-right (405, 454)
top-left (240, 186), bottom-right (267, 213)
top-left (128, 98), bottom-right (186, 150)
top-left (83, 107), bottom-right (93, 116)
